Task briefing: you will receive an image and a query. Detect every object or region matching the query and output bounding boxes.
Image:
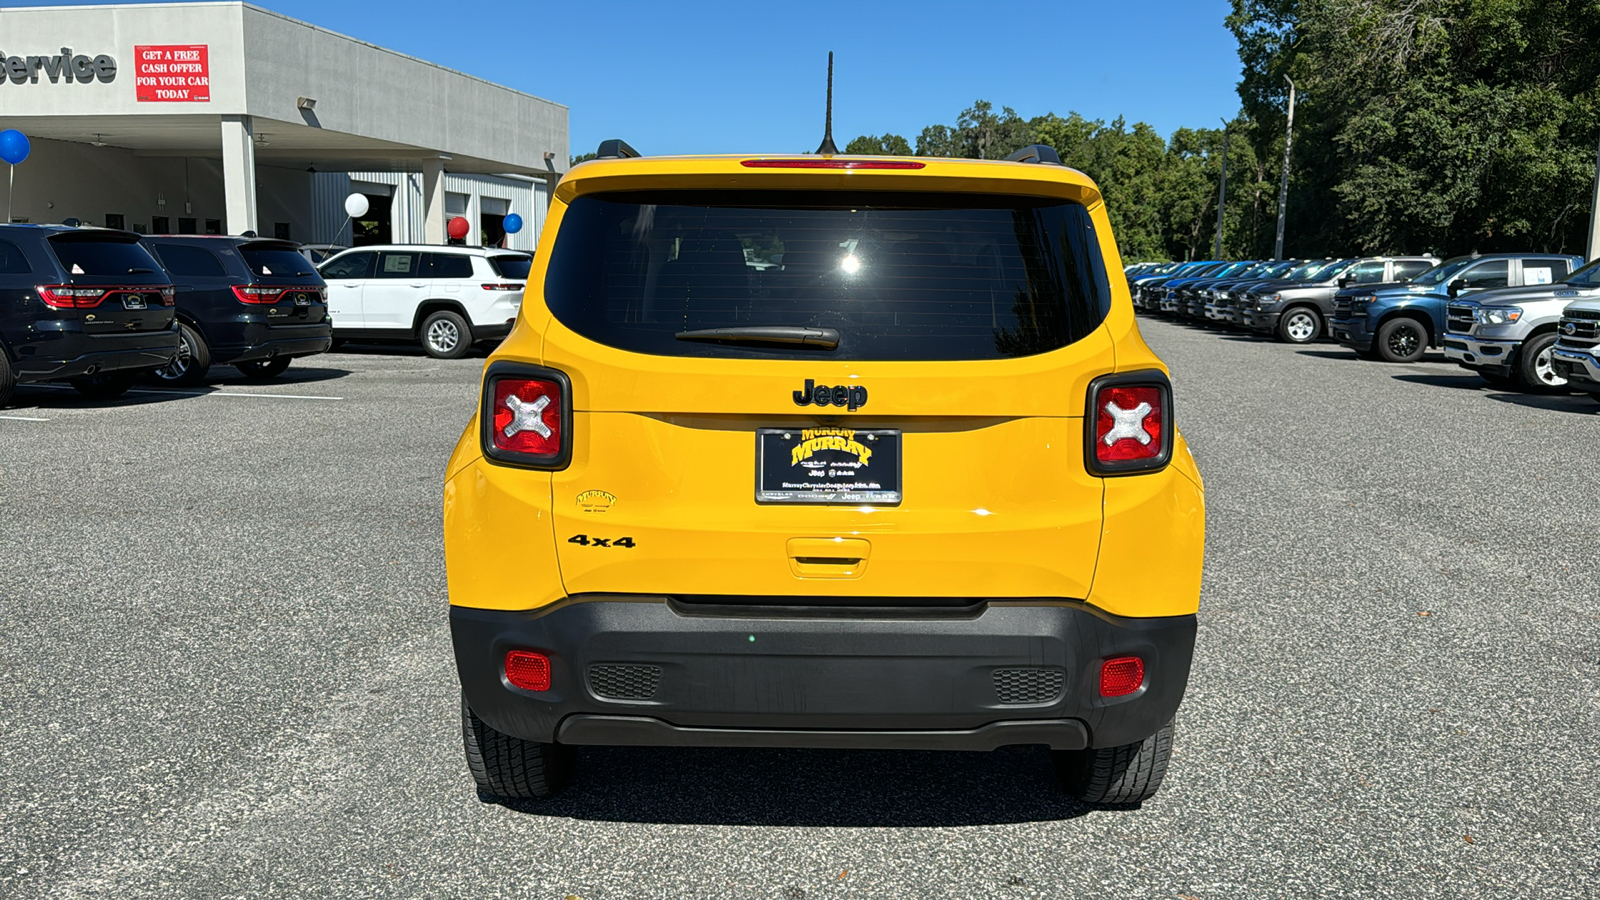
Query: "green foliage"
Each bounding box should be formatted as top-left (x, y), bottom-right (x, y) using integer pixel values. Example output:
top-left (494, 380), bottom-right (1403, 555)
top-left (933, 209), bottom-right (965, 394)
top-left (570, 151), bottom-right (598, 167)
top-left (1229, 0), bottom-right (1600, 256)
top-left (844, 133), bottom-right (913, 155)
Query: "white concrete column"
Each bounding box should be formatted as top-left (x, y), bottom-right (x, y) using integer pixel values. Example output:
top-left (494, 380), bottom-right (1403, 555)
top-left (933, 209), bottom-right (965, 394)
top-left (422, 158), bottom-right (446, 244)
top-left (220, 114), bottom-right (258, 236)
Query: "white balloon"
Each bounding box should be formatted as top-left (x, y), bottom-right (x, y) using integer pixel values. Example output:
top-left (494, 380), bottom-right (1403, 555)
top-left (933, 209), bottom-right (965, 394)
top-left (344, 193), bottom-right (369, 218)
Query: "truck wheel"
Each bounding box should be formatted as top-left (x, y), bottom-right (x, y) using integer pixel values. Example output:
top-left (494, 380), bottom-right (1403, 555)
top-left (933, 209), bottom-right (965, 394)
top-left (0, 350), bottom-right (16, 408)
top-left (1514, 333), bottom-right (1569, 393)
top-left (70, 371), bottom-right (136, 400)
top-left (422, 310), bottom-right (473, 360)
top-left (1277, 307), bottom-right (1322, 344)
top-left (236, 358), bottom-right (291, 380)
top-left (462, 697), bottom-right (573, 800)
top-left (1375, 318), bottom-right (1427, 363)
top-left (151, 322), bottom-right (211, 387)
top-left (1055, 717), bottom-right (1174, 806)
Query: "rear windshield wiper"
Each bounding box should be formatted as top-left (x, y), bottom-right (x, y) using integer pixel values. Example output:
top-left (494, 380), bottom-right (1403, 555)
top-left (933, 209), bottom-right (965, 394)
top-left (127, 267), bottom-right (155, 274)
top-left (675, 326), bottom-right (839, 349)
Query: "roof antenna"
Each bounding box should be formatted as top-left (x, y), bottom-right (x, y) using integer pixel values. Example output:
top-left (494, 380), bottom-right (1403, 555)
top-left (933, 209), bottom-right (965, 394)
top-left (815, 51), bottom-right (838, 155)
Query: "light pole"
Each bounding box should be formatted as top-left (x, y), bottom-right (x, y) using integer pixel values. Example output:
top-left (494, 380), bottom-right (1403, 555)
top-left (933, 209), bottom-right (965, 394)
top-left (1274, 76), bottom-right (1296, 260)
top-left (1214, 118), bottom-right (1230, 260)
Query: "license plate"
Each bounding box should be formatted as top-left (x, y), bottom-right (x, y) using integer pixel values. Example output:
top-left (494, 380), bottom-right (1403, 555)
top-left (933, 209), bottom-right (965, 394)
top-left (756, 427), bottom-right (901, 505)
top-left (293, 292), bottom-right (311, 306)
top-left (122, 296), bottom-right (147, 310)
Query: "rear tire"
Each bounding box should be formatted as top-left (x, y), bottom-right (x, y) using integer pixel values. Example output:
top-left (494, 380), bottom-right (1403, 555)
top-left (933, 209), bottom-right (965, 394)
top-left (1375, 318), bottom-right (1428, 363)
top-left (422, 310), bottom-right (472, 360)
top-left (236, 357), bottom-right (291, 380)
top-left (70, 371), bottom-right (136, 400)
top-left (462, 697), bottom-right (573, 800)
top-left (1514, 332), bottom-right (1569, 393)
top-left (151, 321), bottom-right (211, 387)
top-left (1054, 718), bottom-right (1174, 806)
top-left (1277, 306), bottom-right (1322, 344)
top-left (0, 350), bottom-right (16, 408)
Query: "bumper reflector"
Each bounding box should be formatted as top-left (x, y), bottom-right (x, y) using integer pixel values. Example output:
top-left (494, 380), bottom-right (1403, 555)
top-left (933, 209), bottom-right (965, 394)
top-left (1099, 656), bottom-right (1145, 697)
top-left (504, 650), bottom-right (552, 692)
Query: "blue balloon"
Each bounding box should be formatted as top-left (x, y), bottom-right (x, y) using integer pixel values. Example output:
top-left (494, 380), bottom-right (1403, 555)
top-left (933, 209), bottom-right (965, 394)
top-left (0, 129), bottom-right (29, 165)
top-left (503, 213), bottom-right (523, 234)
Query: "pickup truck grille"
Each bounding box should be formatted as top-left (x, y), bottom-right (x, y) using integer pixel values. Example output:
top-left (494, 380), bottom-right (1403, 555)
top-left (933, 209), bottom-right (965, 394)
top-left (1556, 310), bottom-right (1600, 351)
top-left (1446, 304), bottom-right (1476, 335)
top-left (1333, 297), bottom-right (1354, 317)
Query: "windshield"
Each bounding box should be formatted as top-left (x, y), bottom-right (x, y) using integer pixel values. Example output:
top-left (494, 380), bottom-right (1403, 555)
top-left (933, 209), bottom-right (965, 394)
top-left (1563, 258), bottom-right (1600, 287)
top-left (545, 189), bottom-right (1112, 361)
top-left (1282, 261), bottom-right (1328, 281)
top-left (1258, 261), bottom-right (1299, 278)
top-left (1411, 256), bottom-right (1477, 286)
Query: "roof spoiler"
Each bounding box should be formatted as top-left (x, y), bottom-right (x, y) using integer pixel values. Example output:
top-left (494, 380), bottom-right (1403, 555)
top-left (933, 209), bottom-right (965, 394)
top-left (1005, 144), bottom-right (1063, 166)
top-left (596, 139), bottom-right (642, 160)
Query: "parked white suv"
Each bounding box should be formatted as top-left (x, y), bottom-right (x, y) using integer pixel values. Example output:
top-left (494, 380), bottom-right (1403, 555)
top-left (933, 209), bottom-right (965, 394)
top-left (317, 245), bottom-right (531, 358)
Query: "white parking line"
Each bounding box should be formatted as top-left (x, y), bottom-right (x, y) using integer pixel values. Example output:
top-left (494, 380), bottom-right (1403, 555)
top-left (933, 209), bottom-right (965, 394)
top-left (0, 414), bottom-right (50, 422)
top-left (32, 384), bottom-right (343, 401)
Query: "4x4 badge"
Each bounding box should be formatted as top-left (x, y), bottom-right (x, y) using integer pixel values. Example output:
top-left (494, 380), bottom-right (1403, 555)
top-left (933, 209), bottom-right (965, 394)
top-left (792, 378), bottom-right (867, 412)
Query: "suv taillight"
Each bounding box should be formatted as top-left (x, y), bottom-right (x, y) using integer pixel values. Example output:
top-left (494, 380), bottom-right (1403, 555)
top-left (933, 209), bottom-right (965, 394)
top-left (36, 285), bottom-right (106, 308)
top-left (158, 286), bottom-right (176, 306)
top-left (481, 283), bottom-right (525, 291)
top-left (231, 285), bottom-right (284, 304)
top-left (480, 363), bottom-right (572, 469)
top-left (1085, 371), bottom-right (1174, 476)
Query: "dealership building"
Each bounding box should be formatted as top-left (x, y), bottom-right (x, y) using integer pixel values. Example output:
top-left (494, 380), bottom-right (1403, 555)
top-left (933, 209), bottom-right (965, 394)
top-left (0, 2), bottom-right (568, 250)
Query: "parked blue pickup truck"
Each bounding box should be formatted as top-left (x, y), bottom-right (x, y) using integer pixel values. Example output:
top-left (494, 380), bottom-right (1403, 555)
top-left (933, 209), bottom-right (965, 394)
top-left (1330, 253), bottom-right (1583, 362)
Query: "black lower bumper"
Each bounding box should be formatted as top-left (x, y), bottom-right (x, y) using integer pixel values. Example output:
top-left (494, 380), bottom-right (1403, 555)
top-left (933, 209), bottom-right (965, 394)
top-left (452, 596), bottom-right (1196, 751)
top-left (14, 332), bottom-right (179, 382)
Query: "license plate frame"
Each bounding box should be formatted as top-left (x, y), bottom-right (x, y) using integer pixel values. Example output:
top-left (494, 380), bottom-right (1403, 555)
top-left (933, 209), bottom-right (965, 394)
top-left (755, 427), bottom-right (902, 506)
top-left (122, 295), bottom-right (147, 310)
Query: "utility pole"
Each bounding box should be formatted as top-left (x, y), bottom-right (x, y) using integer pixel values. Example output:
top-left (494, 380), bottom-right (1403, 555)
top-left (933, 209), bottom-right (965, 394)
top-left (1586, 132), bottom-right (1600, 262)
top-left (1213, 118), bottom-right (1230, 260)
top-left (1274, 76), bottom-right (1296, 260)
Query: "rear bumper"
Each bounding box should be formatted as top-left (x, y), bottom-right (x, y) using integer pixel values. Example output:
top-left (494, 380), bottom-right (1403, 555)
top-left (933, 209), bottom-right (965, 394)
top-left (452, 596), bottom-right (1195, 751)
top-left (9, 322), bottom-right (179, 382)
top-left (205, 313), bottom-right (331, 364)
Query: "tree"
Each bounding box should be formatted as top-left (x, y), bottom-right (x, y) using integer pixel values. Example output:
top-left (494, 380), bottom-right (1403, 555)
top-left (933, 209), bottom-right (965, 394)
top-left (844, 133), bottom-right (913, 155)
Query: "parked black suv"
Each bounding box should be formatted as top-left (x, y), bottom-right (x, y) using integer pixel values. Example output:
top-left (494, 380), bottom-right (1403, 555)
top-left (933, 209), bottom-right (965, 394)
top-left (0, 225), bottom-right (177, 406)
top-left (142, 236), bottom-right (332, 385)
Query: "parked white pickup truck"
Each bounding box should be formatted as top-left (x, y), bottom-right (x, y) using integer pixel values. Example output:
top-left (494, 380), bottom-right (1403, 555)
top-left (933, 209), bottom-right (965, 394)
top-left (1443, 258), bottom-right (1600, 392)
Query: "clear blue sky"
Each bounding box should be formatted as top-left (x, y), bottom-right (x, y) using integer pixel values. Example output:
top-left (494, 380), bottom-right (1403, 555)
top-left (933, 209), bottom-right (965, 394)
top-left (10, 0), bottom-right (1244, 157)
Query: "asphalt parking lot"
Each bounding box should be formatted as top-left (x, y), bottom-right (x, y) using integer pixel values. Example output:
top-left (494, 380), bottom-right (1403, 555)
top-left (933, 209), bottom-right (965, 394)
top-left (3, 324), bottom-right (1598, 899)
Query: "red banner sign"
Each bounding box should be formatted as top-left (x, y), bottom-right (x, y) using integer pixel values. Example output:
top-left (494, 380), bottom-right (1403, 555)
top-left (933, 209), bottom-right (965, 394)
top-left (134, 45), bottom-right (210, 102)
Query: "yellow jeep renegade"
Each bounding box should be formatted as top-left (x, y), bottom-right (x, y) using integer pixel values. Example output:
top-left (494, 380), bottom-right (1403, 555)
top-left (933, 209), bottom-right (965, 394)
top-left (444, 140), bottom-right (1204, 805)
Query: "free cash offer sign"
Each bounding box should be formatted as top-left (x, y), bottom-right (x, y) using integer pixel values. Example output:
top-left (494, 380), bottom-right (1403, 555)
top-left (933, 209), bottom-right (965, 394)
top-left (134, 45), bottom-right (209, 102)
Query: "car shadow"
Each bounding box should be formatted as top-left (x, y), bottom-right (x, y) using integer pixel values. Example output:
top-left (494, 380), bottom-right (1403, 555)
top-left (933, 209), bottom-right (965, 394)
top-left (207, 365), bottom-right (354, 386)
top-left (1294, 349), bottom-right (1361, 360)
top-left (485, 745), bottom-right (1099, 826)
top-left (1389, 373), bottom-right (1492, 390)
top-left (331, 341), bottom-right (493, 359)
top-left (1484, 392), bottom-right (1599, 414)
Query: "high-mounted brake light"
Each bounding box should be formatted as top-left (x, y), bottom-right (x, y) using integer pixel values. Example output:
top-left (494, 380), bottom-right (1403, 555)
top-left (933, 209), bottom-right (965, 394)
top-left (1085, 371), bottom-right (1174, 476)
top-left (504, 650), bottom-right (551, 692)
top-left (481, 363), bottom-right (572, 469)
top-left (740, 159), bottom-right (926, 170)
top-left (1099, 657), bottom-right (1145, 697)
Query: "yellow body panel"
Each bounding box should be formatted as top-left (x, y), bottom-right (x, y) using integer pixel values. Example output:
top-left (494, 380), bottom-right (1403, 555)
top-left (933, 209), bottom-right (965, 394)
top-left (444, 153), bottom-right (1203, 619)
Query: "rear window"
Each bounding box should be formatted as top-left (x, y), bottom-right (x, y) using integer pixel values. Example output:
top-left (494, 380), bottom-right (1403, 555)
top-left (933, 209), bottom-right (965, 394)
top-left (48, 236), bottom-right (165, 282)
top-left (544, 190), bottom-right (1111, 361)
top-left (239, 247), bottom-right (318, 281)
top-left (151, 243), bottom-right (227, 277)
top-left (489, 254), bottom-right (532, 279)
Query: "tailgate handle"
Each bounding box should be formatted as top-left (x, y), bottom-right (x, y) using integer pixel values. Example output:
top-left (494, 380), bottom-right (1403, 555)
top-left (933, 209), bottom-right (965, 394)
top-left (787, 537), bottom-right (870, 579)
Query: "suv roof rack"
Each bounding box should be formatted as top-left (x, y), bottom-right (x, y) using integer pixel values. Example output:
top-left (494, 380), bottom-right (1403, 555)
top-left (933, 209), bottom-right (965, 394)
top-left (1005, 144), bottom-right (1063, 166)
top-left (596, 139), bottom-right (642, 160)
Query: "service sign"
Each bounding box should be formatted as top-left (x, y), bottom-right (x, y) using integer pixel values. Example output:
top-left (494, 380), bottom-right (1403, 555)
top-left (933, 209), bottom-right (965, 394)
top-left (134, 45), bottom-right (209, 102)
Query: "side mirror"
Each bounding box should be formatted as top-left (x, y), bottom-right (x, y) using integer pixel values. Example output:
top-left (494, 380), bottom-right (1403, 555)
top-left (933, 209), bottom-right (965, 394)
top-left (1448, 279), bottom-right (1466, 297)
top-left (1337, 276), bottom-right (1351, 289)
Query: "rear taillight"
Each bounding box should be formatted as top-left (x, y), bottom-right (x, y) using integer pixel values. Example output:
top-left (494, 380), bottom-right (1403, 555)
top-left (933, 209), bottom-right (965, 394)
top-left (481, 363), bottom-right (572, 469)
top-left (481, 283), bottom-right (525, 291)
top-left (231, 285), bottom-right (282, 304)
top-left (1099, 657), bottom-right (1145, 697)
top-left (1085, 371), bottom-right (1174, 476)
top-left (504, 650), bottom-right (552, 692)
top-left (159, 286), bottom-right (176, 306)
top-left (740, 158), bottom-right (926, 169)
top-left (36, 285), bottom-right (107, 308)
